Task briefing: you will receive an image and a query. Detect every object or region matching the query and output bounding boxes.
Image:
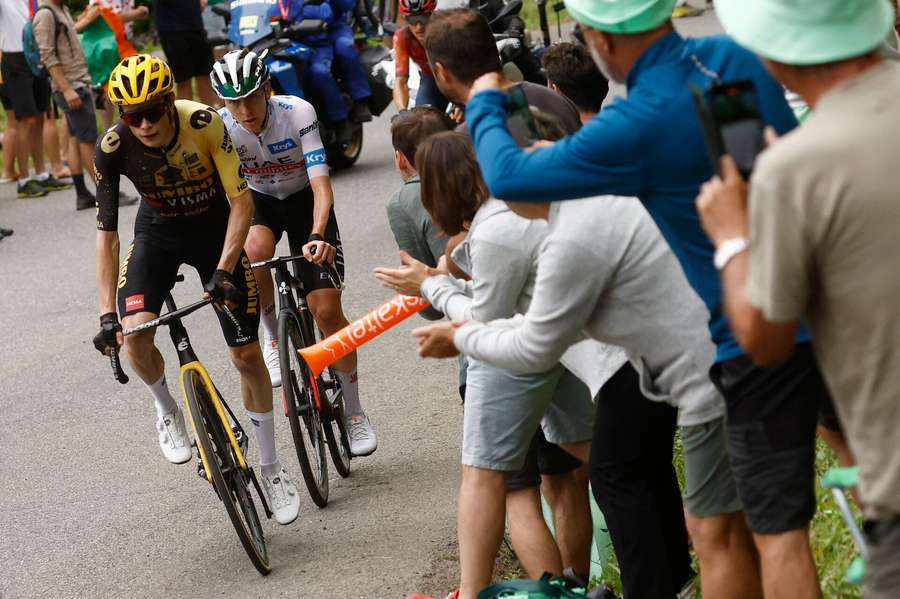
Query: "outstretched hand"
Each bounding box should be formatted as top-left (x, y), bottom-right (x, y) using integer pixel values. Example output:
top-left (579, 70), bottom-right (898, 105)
top-left (411, 321), bottom-right (466, 358)
top-left (373, 250), bottom-right (433, 297)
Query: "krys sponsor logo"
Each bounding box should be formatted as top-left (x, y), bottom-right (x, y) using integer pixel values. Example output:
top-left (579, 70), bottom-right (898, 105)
top-left (267, 138), bottom-right (297, 154)
top-left (304, 148), bottom-right (327, 166)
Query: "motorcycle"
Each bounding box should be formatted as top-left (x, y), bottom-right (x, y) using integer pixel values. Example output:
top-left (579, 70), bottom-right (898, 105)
top-left (209, 0), bottom-right (392, 170)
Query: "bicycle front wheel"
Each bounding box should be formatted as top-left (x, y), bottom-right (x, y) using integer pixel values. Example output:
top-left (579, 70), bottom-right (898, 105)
top-left (278, 309), bottom-right (329, 507)
top-left (184, 369), bottom-right (271, 575)
top-left (321, 367), bottom-right (351, 478)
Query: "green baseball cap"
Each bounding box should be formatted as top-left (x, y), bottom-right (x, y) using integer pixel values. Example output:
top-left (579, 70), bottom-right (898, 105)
top-left (563, 0), bottom-right (678, 34)
top-left (715, 0), bottom-right (895, 65)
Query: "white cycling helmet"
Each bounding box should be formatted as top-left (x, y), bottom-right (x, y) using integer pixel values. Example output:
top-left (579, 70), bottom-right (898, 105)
top-left (210, 49), bottom-right (270, 100)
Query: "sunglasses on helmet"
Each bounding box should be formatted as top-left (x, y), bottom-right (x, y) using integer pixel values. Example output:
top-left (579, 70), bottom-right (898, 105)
top-left (120, 102), bottom-right (168, 127)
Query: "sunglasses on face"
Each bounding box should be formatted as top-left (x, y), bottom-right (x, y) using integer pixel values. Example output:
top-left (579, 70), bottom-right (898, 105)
top-left (120, 102), bottom-right (167, 127)
top-left (407, 14), bottom-right (429, 26)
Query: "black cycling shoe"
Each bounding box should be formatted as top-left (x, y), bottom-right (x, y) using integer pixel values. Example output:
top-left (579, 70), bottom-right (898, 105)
top-left (349, 101), bottom-right (373, 123)
top-left (76, 193), bottom-right (96, 211)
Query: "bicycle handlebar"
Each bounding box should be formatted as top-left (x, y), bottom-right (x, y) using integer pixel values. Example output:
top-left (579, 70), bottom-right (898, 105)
top-left (108, 346), bottom-right (129, 384)
top-left (122, 297), bottom-right (215, 336)
top-left (251, 253), bottom-right (343, 291)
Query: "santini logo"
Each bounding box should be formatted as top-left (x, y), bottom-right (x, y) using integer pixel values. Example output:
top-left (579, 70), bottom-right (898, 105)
top-left (267, 138), bottom-right (297, 154)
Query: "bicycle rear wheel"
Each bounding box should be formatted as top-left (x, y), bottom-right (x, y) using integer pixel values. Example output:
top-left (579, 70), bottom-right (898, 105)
top-left (321, 367), bottom-right (351, 478)
top-left (278, 309), bottom-right (329, 507)
top-left (184, 369), bottom-right (271, 575)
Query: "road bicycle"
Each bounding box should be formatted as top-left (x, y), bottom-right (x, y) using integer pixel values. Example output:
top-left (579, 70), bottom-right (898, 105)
top-left (107, 274), bottom-right (272, 575)
top-left (252, 254), bottom-right (352, 508)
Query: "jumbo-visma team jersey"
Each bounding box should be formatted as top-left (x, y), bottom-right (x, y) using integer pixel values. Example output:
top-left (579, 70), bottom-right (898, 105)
top-left (95, 99), bottom-right (249, 232)
top-left (218, 95), bottom-right (329, 200)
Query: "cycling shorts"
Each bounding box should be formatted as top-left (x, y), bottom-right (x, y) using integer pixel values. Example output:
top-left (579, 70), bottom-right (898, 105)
top-left (251, 188), bottom-right (345, 292)
top-left (117, 230), bottom-right (260, 348)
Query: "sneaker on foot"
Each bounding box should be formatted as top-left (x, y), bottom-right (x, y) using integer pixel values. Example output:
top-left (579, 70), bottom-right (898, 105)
top-left (345, 412), bottom-right (377, 456)
top-left (261, 465), bottom-right (301, 524)
top-left (76, 193), bottom-right (96, 211)
top-left (17, 180), bottom-right (48, 198)
top-left (349, 101), bottom-right (373, 123)
top-left (264, 335), bottom-right (281, 387)
top-left (156, 409), bottom-right (192, 464)
top-left (38, 175), bottom-right (73, 191)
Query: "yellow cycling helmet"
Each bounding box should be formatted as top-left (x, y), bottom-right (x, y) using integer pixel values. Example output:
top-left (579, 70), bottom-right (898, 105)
top-left (108, 55), bottom-right (174, 107)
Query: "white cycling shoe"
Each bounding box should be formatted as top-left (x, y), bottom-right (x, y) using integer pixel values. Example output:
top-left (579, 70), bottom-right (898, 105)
top-left (156, 408), bottom-right (192, 464)
top-left (345, 412), bottom-right (377, 457)
top-left (263, 335), bottom-right (281, 388)
top-left (261, 465), bottom-right (301, 525)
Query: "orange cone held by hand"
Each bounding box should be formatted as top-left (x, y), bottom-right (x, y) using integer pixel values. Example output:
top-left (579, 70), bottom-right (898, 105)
top-left (298, 295), bottom-right (429, 375)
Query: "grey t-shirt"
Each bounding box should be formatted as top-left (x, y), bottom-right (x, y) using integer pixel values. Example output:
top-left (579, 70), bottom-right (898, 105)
top-left (454, 196), bottom-right (724, 426)
top-left (747, 61), bottom-right (900, 519)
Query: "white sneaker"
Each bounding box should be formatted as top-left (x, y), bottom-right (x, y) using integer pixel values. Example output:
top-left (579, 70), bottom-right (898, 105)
top-left (156, 409), bottom-right (192, 464)
top-left (264, 335), bottom-right (281, 388)
top-left (345, 412), bottom-right (377, 457)
top-left (261, 465), bottom-right (301, 525)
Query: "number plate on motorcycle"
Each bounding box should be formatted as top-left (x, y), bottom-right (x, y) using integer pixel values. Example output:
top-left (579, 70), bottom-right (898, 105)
top-left (239, 15), bottom-right (259, 31)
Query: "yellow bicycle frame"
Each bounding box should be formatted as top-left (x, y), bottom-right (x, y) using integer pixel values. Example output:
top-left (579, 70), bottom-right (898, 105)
top-left (180, 360), bottom-right (249, 483)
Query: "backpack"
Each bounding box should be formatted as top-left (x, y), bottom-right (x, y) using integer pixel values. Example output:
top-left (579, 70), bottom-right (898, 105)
top-left (23, 6), bottom-right (64, 78)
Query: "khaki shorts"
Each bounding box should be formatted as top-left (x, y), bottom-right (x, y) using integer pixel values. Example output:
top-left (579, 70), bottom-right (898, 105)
top-left (681, 416), bottom-right (742, 517)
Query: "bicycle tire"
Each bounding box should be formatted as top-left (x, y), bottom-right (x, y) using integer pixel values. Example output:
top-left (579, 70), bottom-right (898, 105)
top-left (278, 308), bottom-right (329, 507)
top-left (184, 369), bottom-right (271, 575)
top-left (321, 369), bottom-right (351, 478)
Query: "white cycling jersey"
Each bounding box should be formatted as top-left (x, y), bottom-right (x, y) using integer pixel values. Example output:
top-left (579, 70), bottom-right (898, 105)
top-left (218, 95), bottom-right (329, 200)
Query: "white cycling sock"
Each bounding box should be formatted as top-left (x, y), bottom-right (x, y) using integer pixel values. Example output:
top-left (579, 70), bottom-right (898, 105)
top-left (35, 172), bottom-right (49, 181)
top-left (335, 370), bottom-right (361, 415)
top-left (147, 374), bottom-right (177, 418)
top-left (261, 303), bottom-right (277, 340)
top-left (247, 409), bottom-right (277, 467)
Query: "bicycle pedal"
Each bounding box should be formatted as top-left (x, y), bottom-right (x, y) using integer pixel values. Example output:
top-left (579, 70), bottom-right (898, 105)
top-left (195, 455), bottom-right (207, 480)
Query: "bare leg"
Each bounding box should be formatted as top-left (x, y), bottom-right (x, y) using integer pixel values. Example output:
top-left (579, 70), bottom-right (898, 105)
top-left (229, 343), bottom-right (274, 413)
top-left (14, 115), bottom-right (36, 179)
top-left (542, 464), bottom-right (592, 576)
top-left (817, 425), bottom-right (861, 506)
top-left (244, 225), bottom-right (276, 329)
top-left (2, 109), bottom-right (19, 179)
top-left (42, 116), bottom-right (67, 177)
top-left (458, 466), bottom-right (507, 599)
top-left (67, 135), bottom-right (81, 176)
top-left (195, 76), bottom-right (219, 108)
top-left (29, 113), bottom-right (46, 175)
top-left (506, 485), bottom-right (563, 578)
top-left (686, 511), bottom-right (762, 599)
top-left (307, 288), bottom-right (356, 373)
top-left (754, 528), bottom-right (822, 599)
top-left (79, 142), bottom-right (96, 182)
top-left (176, 80), bottom-right (193, 101)
top-left (122, 313), bottom-right (166, 384)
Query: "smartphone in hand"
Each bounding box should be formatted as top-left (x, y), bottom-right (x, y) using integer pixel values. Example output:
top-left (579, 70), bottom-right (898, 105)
top-left (691, 80), bottom-right (764, 179)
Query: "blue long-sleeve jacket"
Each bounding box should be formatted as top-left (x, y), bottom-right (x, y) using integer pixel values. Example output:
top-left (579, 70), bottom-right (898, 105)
top-left (466, 31), bottom-right (805, 362)
top-left (275, 0), bottom-right (333, 42)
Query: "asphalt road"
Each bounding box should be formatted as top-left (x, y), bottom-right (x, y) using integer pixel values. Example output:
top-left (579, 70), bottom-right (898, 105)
top-left (0, 108), bottom-right (463, 598)
top-left (0, 9), bottom-right (723, 598)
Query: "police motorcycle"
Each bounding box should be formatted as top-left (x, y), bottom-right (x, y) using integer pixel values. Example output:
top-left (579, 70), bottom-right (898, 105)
top-left (209, 0), bottom-right (391, 169)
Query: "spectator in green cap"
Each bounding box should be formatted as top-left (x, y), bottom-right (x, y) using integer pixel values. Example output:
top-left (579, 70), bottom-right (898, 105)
top-left (697, 1), bottom-right (900, 598)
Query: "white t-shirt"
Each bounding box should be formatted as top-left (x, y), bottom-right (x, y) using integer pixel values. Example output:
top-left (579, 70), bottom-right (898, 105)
top-left (0, 1), bottom-right (29, 53)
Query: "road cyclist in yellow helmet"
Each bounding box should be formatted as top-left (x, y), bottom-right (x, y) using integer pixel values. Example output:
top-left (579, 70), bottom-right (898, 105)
top-left (92, 54), bottom-right (302, 526)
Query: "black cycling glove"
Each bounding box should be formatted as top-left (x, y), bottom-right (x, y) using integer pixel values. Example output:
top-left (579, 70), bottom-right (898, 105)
top-left (205, 269), bottom-right (243, 304)
top-left (93, 312), bottom-right (122, 355)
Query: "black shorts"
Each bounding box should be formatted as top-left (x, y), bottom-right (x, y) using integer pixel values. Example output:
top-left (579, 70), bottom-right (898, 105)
top-left (116, 230), bottom-right (260, 347)
top-left (0, 84), bottom-right (10, 110)
top-left (710, 343), bottom-right (832, 534)
top-left (0, 52), bottom-right (50, 117)
top-left (505, 427), bottom-right (583, 491)
top-left (251, 188), bottom-right (345, 292)
top-left (159, 30), bottom-right (215, 83)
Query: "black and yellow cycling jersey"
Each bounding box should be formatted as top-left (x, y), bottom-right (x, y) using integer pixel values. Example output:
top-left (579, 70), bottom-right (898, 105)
top-left (95, 99), bottom-right (249, 233)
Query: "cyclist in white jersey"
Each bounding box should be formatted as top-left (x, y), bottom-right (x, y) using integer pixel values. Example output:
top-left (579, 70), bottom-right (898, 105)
top-left (211, 49), bottom-right (376, 456)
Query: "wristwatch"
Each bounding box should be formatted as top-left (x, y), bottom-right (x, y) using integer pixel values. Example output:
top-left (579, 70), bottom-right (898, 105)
top-left (714, 238), bottom-right (750, 270)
